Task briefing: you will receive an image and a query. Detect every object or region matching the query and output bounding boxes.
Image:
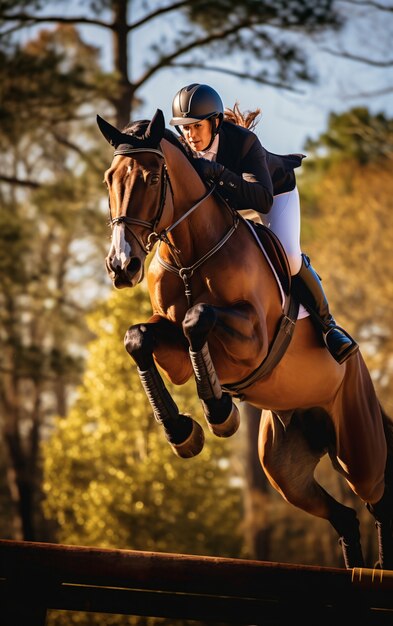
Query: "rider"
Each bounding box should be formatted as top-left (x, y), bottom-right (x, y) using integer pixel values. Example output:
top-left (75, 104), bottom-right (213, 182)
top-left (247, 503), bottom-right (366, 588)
top-left (170, 83), bottom-right (358, 364)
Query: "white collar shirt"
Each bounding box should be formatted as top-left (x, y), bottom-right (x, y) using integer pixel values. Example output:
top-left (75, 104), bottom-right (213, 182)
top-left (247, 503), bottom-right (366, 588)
top-left (196, 134), bottom-right (220, 161)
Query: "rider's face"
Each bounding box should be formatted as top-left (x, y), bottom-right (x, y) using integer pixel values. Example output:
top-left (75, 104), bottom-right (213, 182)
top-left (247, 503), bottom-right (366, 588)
top-left (181, 119), bottom-right (213, 152)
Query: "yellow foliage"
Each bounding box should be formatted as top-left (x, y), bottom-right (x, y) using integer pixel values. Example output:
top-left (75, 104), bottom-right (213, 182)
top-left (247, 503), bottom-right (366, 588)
top-left (300, 159), bottom-right (393, 411)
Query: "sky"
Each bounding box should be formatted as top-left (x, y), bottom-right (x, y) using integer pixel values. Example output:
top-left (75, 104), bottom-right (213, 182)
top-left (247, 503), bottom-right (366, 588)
top-left (22, 1), bottom-right (393, 154)
top-left (132, 2), bottom-right (393, 154)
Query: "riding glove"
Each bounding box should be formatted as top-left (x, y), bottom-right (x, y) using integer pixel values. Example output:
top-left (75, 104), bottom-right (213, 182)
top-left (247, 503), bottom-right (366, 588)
top-left (193, 158), bottom-right (225, 181)
top-left (194, 157), bottom-right (273, 213)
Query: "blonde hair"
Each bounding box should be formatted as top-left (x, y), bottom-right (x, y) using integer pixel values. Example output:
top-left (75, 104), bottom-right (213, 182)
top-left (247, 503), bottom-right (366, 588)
top-left (224, 102), bottom-right (261, 131)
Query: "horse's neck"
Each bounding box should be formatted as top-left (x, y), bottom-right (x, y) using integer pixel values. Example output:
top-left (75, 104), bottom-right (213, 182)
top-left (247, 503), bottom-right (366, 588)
top-left (161, 139), bottom-right (229, 257)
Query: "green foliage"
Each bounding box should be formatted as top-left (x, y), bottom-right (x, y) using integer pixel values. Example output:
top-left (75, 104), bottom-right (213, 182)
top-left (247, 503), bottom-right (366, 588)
top-left (0, 0), bottom-right (346, 119)
top-left (304, 107), bottom-right (393, 166)
top-left (0, 25), bottom-right (104, 137)
top-left (188, 0), bottom-right (340, 32)
top-left (42, 285), bottom-right (243, 558)
top-left (300, 110), bottom-right (393, 413)
top-left (0, 21), bottom-right (112, 541)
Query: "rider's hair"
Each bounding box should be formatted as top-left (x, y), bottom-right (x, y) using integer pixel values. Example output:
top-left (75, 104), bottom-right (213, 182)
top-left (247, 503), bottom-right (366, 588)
top-left (224, 102), bottom-right (261, 132)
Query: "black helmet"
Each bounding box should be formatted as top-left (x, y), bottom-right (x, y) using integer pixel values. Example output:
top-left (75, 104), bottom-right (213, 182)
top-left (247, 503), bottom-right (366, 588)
top-left (170, 83), bottom-right (224, 126)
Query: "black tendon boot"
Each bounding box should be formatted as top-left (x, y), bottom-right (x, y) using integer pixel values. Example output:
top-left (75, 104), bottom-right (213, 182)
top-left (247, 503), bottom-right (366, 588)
top-left (292, 254), bottom-right (359, 364)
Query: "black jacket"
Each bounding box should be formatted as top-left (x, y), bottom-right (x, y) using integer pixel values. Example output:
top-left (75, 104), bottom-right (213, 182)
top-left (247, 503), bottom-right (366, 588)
top-left (214, 121), bottom-right (304, 214)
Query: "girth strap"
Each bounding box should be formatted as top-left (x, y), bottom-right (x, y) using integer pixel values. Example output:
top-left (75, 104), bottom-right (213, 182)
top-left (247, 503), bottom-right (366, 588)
top-left (221, 294), bottom-right (299, 398)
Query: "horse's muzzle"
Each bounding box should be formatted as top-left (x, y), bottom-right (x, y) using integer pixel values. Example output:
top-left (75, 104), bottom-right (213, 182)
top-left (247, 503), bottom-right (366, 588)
top-left (105, 255), bottom-right (144, 288)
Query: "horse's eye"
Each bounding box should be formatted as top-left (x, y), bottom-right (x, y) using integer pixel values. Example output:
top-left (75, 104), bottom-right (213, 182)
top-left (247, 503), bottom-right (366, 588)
top-left (150, 174), bottom-right (160, 185)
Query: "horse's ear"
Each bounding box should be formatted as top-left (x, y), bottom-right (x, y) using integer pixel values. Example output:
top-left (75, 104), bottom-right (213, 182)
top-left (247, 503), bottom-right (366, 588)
top-left (96, 115), bottom-right (125, 148)
top-left (144, 109), bottom-right (165, 144)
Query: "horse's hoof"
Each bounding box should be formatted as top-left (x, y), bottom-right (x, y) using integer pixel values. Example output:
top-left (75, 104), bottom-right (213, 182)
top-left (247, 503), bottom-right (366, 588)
top-left (170, 417), bottom-right (205, 458)
top-left (207, 402), bottom-right (240, 438)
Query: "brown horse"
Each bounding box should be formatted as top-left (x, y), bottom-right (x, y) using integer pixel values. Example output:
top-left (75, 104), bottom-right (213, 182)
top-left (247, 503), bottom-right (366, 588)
top-left (97, 109), bottom-right (393, 570)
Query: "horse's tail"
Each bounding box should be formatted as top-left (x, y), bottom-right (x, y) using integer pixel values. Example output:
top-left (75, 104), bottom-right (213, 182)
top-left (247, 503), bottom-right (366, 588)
top-left (381, 403), bottom-right (393, 487)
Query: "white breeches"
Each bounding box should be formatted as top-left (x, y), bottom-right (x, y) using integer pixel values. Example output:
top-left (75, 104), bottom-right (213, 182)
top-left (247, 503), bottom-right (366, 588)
top-left (240, 187), bottom-right (302, 276)
top-left (261, 187), bottom-right (302, 275)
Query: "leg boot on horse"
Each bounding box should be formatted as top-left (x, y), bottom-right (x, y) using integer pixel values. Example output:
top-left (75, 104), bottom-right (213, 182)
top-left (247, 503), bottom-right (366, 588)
top-left (182, 303), bottom-right (240, 438)
top-left (124, 321), bottom-right (205, 458)
top-left (292, 254), bottom-right (358, 364)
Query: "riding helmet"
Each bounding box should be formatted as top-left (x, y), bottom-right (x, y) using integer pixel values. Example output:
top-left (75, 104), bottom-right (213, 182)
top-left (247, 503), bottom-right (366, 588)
top-left (170, 83), bottom-right (224, 127)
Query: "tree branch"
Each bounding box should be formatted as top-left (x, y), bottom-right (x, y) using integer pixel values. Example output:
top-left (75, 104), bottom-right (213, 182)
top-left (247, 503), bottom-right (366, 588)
top-left (338, 0), bottom-right (393, 12)
top-left (321, 46), bottom-right (393, 67)
top-left (0, 2), bottom-right (193, 34)
top-left (0, 12), bottom-right (111, 29)
top-left (169, 62), bottom-right (304, 93)
top-left (52, 133), bottom-right (102, 173)
top-left (0, 175), bottom-right (40, 188)
top-left (129, 1), bottom-right (191, 30)
top-left (133, 19), bottom-right (260, 88)
top-left (345, 85), bottom-right (393, 98)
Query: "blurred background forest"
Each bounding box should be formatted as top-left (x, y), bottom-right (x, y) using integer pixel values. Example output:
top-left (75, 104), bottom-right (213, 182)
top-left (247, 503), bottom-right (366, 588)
top-left (1, 1), bottom-right (393, 624)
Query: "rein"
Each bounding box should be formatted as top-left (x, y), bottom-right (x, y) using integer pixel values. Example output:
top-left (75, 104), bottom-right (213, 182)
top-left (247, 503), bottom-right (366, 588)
top-left (110, 144), bottom-right (240, 307)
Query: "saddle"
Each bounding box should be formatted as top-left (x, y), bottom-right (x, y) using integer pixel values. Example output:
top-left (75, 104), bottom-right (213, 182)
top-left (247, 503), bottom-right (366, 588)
top-left (248, 220), bottom-right (292, 295)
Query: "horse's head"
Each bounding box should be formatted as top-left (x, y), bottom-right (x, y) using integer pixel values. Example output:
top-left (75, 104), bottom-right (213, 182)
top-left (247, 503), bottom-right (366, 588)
top-left (97, 109), bottom-right (173, 288)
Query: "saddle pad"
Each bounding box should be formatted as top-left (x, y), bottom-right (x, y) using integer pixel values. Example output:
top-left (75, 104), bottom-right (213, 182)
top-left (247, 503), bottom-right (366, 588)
top-left (246, 219), bottom-right (291, 295)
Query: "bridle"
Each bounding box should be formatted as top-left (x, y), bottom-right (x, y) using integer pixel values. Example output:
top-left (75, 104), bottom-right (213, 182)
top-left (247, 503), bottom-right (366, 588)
top-left (109, 147), bottom-right (171, 255)
top-left (109, 144), bottom-right (239, 306)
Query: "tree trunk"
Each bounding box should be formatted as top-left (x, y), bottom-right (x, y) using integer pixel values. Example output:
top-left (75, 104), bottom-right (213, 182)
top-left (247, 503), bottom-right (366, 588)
top-left (112, 0), bottom-right (133, 128)
top-left (1, 301), bottom-right (38, 541)
top-left (4, 423), bottom-right (36, 541)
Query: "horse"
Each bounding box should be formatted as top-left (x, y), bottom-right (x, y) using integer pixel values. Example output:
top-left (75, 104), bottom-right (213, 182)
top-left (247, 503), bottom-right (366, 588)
top-left (97, 109), bottom-right (393, 570)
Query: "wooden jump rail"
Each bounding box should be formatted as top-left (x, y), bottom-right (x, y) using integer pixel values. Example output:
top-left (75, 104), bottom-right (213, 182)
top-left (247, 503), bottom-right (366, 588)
top-left (1, 540), bottom-right (393, 625)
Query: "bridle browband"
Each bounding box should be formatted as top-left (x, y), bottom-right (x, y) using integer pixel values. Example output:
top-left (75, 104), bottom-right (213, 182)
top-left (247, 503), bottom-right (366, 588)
top-left (109, 144), bottom-right (239, 306)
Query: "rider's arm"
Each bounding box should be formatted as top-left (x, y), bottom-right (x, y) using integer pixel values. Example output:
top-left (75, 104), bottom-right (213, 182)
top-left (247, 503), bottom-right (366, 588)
top-left (194, 138), bottom-right (273, 214)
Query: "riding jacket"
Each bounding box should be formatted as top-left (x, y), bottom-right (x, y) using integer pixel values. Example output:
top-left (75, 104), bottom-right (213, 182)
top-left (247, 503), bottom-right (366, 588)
top-left (205, 120), bottom-right (305, 214)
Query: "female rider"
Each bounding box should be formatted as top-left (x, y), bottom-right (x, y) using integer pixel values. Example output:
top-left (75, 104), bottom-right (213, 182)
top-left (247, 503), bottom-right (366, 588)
top-left (169, 83), bottom-right (358, 364)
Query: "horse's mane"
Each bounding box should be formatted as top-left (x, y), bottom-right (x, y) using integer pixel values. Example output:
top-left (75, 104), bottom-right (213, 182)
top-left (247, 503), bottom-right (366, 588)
top-left (122, 119), bottom-right (193, 161)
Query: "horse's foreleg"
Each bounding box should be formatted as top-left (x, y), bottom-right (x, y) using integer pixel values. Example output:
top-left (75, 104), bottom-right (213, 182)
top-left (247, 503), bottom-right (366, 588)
top-left (182, 303), bottom-right (240, 438)
top-left (124, 320), bottom-right (204, 458)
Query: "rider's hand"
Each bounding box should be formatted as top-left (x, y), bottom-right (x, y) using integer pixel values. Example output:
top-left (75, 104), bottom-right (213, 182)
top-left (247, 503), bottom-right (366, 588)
top-left (193, 158), bottom-right (225, 182)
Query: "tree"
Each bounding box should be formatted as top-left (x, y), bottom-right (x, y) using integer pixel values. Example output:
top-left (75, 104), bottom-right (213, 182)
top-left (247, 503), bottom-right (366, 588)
top-left (0, 25), bottom-right (110, 540)
top-left (301, 109), bottom-right (393, 407)
top-left (1, 0), bottom-right (343, 127)
top-left (299, 109), bottom-right (393, 565)
top-left (323, 0), bottom-right (393, 98)
top-left (304, 107), bottom-right (393, 165)
top-left (0, 22), bottom-right (113, 187)
top-left (0, 0), bottom-right (345, 544)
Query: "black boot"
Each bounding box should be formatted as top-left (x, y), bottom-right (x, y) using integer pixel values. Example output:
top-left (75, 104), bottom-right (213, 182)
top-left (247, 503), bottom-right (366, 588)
top-left (292, 254), bottom-right (359, 364)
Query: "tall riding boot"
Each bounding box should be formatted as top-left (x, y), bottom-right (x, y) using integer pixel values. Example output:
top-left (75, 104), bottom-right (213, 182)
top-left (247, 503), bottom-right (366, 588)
top-left (292, 254), bottom-right (359, 364)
